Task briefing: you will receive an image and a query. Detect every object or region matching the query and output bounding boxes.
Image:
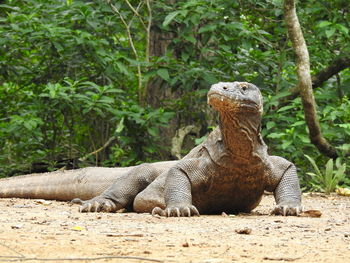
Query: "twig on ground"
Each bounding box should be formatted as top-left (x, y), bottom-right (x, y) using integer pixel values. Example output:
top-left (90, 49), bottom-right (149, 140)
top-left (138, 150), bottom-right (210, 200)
top-left (263, 256), bottom-right (302, 261)
top-left (0, 242), bottom-right (25, 259)
top-left (0, 255), bottom-right (163, 262)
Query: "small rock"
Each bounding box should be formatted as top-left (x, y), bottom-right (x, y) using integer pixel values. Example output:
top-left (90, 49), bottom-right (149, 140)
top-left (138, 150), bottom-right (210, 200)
top-left (11, 224), bottom-right (23, 229)
top-left (221, 212), bottom-right (228, 217)
top-left (182, 242), bottom-right (190, 247)
top-left (235, 227), bottom-right (252, 235)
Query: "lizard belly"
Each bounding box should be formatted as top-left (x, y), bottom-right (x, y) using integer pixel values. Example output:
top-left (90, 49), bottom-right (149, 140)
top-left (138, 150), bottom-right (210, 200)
top-left (193, 169), bottom-right (265, 214)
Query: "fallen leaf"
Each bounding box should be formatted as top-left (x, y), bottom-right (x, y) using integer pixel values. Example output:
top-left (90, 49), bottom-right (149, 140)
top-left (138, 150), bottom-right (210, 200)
top-left (336, 187), bottom-right (350, 196)
top-left (35, 199), bottom-right (52, 205)
top-left (71, 226), bottom-right (85, 231)
top-left (299, 210), bottom-right (322, 218)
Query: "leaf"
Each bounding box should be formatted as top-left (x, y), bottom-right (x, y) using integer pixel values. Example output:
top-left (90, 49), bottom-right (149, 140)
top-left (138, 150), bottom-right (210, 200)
top-left (266, 121), bottom-right (276, 130)
top-left (34, 199), bottom-right (52, 205)
top-left (10, 23), bottom-right (20, 31)
top-left (116, 117), bottom-right (125, 133)
top-left (53, 41), bottom-right (63, 52)
top-left (304, 154), bottom-right (322, 178)
top-left (318, 21), bottom-right (332, 28)
top-left (147, 127), bottom-right (158, 137)
top-left (116, 62), bottom-right (130, 76)
top-left (198, 25), bottom-right (217, 34)
top-left (336, 187), bottom-right (350, 196)
top-left (184, 35), bottom-right (196, 44)
top-left (0, 4), bottom-right (20, 11)
top-left (281, 140), bottom-right (292, 150)
top-left (163, 11), bottom-right (181, 27)
top-left (324, 159), bottom-right (334, 186)
top-left (325, 28), bottom-right (336, 38)
top-left (202, 73), bottom-right (218, 85)
top-left (71, 226), bottom-right (85, 231)
top-left (335, 24), bottom-right (349, 35)
top-left (157, 68), bottom-right (170, 81)
top-left (291, 120), bottom-right (305, 127)
top-left (277, 105), bottom-right (295, 113)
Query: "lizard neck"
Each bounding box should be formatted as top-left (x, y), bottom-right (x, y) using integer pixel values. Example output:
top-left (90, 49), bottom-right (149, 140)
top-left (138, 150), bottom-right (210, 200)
top-left (219, 111), bottom-right (264, 160)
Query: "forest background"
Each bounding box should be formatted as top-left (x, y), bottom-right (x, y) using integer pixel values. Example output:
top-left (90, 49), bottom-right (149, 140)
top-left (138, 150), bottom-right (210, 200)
top-left (0, 0), bottom-right (349, 193)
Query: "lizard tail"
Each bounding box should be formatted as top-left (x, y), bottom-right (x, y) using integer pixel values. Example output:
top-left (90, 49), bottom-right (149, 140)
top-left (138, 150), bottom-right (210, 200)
top-left (0, 167), bottom-right (132, 201)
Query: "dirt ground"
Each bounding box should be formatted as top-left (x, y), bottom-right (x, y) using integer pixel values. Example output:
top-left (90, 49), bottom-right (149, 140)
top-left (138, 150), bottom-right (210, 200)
top-left (0, 194), bottom-right (349, 263)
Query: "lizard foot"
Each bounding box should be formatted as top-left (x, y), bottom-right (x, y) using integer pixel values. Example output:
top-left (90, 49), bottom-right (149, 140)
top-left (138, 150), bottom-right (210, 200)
top-left (152, 205), bottom-right (200, 217)
top-left (271, 201), bottom-right (303, 216)
top-left (73, 197), bottom-right (120, 213)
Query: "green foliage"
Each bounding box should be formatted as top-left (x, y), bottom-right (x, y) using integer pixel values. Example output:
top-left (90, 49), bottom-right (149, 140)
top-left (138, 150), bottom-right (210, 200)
top-left (0, 0), bottom-right (173, 176)
top-left (304, 155), bottom-right (347, 194)
top-left (0, 78), bottom-right (173, 176)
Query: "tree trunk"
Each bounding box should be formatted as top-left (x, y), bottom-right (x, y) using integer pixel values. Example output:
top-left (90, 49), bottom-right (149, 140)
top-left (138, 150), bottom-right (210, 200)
top-left (284, 0), bottom-right (338, 158)
top-left (146, 23), bottom-right (175, 107)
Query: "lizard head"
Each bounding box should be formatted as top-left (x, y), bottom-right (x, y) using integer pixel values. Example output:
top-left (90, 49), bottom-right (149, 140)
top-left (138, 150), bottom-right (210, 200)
top-left (207, 82), bottom-right (263, 114)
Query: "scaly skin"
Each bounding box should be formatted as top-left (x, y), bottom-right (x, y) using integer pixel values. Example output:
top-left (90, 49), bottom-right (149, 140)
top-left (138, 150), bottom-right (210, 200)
top-left (75, 82), bottom-right (302, 216)
top-left (0, 82), bottom-right (302, 216)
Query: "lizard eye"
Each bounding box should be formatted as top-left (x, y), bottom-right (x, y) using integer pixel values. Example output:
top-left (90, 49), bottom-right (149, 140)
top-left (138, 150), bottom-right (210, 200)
top-left (241, 85), bottom-right (248, 91)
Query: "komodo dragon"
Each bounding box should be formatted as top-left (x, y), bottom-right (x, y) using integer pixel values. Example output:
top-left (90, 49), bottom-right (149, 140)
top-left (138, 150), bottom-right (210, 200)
top-left (0, 82), bottom-right (302, 216)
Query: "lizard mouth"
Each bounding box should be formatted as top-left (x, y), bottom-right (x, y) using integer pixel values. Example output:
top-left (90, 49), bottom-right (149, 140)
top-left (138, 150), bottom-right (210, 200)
top-left (208, 93), bottom-right (259, 112)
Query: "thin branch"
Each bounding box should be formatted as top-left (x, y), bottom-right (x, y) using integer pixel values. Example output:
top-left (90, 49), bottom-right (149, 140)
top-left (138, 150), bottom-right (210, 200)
top-left (127, 1), bottom-right (144, 28)
top-left (284, 0), bottom-right (337, 158)
top-left (263, 256), bottom-right (302, 262)
top-left (312, 53), bottom-right (350, 88)
top-left (106, 0), bottom-right (143, 104)
top-left (284, 52), bottom-right (350, 101)
top-left (79, 136), bottom-right (116, 162)
top-left (0, 255), bottom-right (163, 262)
top-left (125, 0), bottom-right (147, 30)
top-left (0, 242), bottom-right (25, 258)
top-left (145, 0), bottom-right (152, 63)
top-left (142, 0), bottom-right (153, 102)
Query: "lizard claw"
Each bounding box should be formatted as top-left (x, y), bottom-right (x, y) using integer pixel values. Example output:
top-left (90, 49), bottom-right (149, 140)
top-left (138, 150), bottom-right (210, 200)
top-left (77, 197), bottom-right (119, 213)
top-left (271, 201), bottom-right (303, 216)
top-left (152, 205), bottom-right (200, 217)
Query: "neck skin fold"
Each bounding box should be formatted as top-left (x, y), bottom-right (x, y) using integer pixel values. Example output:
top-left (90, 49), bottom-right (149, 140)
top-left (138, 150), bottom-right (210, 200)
top-left (219, 110), bottom-right (262, 160)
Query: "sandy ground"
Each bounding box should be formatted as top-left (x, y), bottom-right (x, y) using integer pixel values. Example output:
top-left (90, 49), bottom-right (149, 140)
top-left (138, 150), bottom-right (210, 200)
top-left (0, 194), bottom-right (349, 263)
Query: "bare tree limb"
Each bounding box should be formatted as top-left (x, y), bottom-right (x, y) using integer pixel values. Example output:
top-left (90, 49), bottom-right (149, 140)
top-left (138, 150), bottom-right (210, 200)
top-left (125, 0), bottom-right (147, 30)
top-left (312, 53), bottom-right (350, 88)
top-left (285, 52), bottom-right (350, 101)
top-left (106, 0), bottom-right (153, 105)
top-left (79, 136), bottom-right (117, 162)
top-left (106, 0), bottom-right (143, 104)
top-left (284, 0), bottom-right (338, 158)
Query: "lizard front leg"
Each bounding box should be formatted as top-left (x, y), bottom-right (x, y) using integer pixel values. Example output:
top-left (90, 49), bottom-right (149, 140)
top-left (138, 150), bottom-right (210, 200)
top-left (267, 156), bottom-right (302, 216)
top-left (73, 163), bottom-right (161, 213)
top-left (152, 166), bottom-right (199, 217)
